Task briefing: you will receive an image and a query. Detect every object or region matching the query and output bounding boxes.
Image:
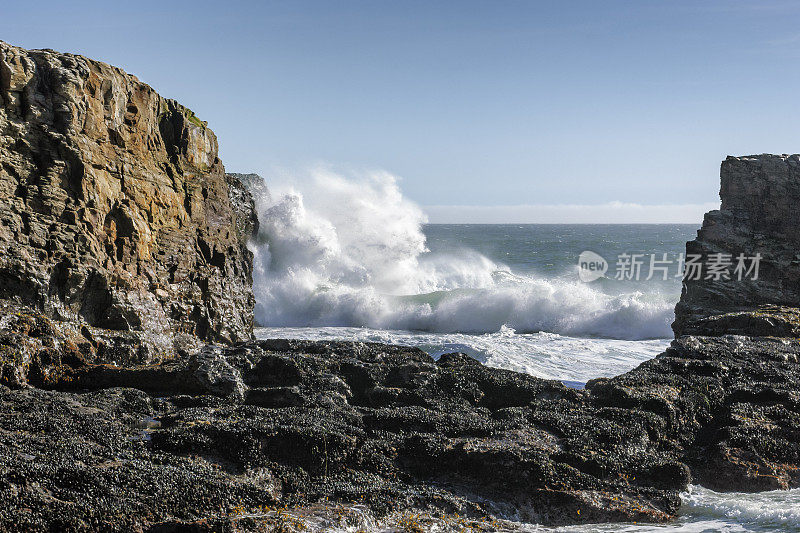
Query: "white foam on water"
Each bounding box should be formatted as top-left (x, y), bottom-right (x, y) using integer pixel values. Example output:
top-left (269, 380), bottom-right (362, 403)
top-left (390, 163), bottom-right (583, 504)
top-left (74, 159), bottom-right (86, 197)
top-left (255, 326), bottom-right (666, 383)
top-left (677, 485), bottom-right (800, 532)
top-left (251, 169), bottom-right (675, 340)
top-left (517, 486), bottom-right (800, 532)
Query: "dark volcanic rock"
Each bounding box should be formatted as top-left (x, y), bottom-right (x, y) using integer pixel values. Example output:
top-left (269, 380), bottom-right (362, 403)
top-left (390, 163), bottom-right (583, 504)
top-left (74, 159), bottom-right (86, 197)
top-left (665, 154), bottom-right (800, 493)
top-left (674, 154), bottom-right (800, 337)
top-left (0, 41), bottom-right (255, 362)
top-left (2, 304), bottom-right (800, 529)
top-left (0, 339), bottom-right (688, 531)
top-left (589, 335), bottom-right (800, 492)
top-left (6, 331), bottom-right (798, 530)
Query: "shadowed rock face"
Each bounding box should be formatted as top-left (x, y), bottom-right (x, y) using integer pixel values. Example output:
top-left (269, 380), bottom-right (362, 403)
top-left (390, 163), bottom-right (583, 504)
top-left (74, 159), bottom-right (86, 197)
top-left (674, 154), bottom-right (800, 337)
top-left (0, 41), bottom-right (255, 362)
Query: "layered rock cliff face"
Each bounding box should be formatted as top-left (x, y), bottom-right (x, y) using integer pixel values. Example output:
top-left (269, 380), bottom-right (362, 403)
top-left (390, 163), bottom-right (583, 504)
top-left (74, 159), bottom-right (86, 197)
top-left (674, 154), bottom-right (800, 337)
top-left (0, 41), bottom-right (255, 365)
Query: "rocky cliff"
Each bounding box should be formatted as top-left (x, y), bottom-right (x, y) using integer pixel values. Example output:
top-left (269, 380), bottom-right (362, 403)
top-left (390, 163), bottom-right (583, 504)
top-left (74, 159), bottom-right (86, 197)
top-left (0, 41), bottom-right (255, 367)
top-left (674, 154), bottom-right (800, 337)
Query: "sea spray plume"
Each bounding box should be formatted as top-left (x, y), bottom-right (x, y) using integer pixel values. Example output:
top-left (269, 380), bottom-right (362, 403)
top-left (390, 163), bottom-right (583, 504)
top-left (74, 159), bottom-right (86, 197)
top-left (302, 169), bottom-right (430, 293)
top-left (250, 169), bottom-right (435, 326)
top-left (251, 168), bottom-right (675, 338)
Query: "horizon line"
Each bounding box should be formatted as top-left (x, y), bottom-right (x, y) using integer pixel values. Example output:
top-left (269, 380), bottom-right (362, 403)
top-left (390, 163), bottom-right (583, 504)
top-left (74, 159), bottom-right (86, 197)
top-left (421, 222), bottom-right (703, 225)
top-left (422, 201), bottom-right (718, 224)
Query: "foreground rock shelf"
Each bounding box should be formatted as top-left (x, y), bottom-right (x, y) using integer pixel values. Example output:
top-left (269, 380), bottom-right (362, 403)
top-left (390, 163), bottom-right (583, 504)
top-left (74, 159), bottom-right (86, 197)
top-left (2, 306), bottom-right (799, 530)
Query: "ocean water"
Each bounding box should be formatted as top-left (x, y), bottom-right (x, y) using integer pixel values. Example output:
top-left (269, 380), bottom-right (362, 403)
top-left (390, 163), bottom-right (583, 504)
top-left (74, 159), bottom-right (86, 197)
top-left (250, 171), bottom-right (799, 531)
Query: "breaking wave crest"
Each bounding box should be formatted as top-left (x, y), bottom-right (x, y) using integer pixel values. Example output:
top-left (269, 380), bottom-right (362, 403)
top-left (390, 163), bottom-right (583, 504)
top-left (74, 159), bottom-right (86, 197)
top-left (251, 169), bottom-right (674, 340)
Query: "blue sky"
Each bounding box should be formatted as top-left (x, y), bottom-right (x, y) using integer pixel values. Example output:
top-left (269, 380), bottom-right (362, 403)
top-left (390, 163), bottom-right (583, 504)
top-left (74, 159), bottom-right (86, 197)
top-left (4, 1), bottom-right (800, 222)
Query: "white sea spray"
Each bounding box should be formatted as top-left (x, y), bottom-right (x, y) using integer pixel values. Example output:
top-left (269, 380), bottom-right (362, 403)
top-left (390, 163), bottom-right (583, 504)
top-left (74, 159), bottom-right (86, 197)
top-left (251, 169), bottom-right (675, 340)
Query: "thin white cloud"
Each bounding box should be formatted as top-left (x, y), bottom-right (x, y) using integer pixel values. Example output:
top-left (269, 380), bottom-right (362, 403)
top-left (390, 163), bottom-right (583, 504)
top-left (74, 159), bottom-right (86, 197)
top-left (423, 202), bottom-right (718, 224)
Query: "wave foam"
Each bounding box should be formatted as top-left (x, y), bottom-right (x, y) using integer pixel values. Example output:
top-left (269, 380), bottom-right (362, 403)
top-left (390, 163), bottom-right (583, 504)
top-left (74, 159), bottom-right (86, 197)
top-left (679, 485), bottom-right (800, 531)
top-left (255, 326), bottom-right (667, 383)
top-left (251, 169), bottom-right (675, 340)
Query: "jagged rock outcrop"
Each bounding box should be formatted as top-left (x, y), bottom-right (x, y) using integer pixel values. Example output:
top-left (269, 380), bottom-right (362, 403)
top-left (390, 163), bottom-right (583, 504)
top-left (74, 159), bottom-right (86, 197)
top-left (674, 154), bottom-right (800, 337)
top-left (225, 173), bottom-right (260, 242)
top-left (227, 172), bottom-right (268, 202)
top-left (590, 335), bottom-right (800, 492)
top-left (0, 41), bottom-right (256, 365)
top-left (663, 154), bottom-right (800, 493)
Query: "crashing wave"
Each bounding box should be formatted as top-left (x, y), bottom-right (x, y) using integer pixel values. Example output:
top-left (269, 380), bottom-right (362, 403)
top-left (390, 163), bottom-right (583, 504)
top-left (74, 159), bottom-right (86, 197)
top-left (251, 169), bottom-right (675, 340)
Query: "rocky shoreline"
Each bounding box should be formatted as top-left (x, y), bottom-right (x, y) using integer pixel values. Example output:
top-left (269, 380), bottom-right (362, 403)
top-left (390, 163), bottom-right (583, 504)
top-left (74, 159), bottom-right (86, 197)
top-left (4, 309), bottom-right (799, 530)
top-left (2, 41), bottom-right (800, 531)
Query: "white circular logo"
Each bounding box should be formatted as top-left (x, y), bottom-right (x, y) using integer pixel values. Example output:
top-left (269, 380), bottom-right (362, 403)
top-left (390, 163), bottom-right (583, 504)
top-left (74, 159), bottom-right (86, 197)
top-left (578, 251), bottom-right (608, 282)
